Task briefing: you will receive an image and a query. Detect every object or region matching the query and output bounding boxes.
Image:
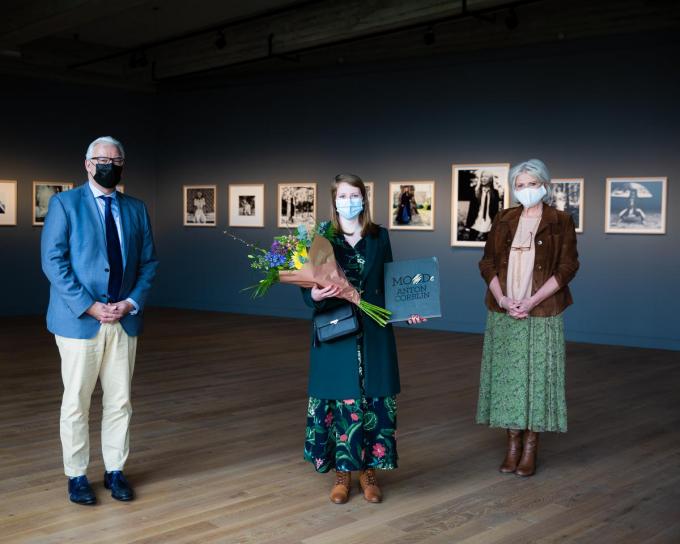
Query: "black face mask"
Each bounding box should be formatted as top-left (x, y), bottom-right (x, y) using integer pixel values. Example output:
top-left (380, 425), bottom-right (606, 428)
top-left (93, 163), bottom-right (122, 189)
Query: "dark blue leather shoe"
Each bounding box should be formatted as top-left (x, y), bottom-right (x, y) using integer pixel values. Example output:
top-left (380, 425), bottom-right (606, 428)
top-left (104, 471), bottom-right (134, 501)
top-left (68, 475), bottom-right (96, 505)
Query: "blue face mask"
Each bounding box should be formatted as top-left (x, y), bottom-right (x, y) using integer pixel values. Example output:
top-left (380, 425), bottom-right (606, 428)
top-left (335, 198), bottom-right (364, 220)
top-left (513, 185), bottom-right (547, 208)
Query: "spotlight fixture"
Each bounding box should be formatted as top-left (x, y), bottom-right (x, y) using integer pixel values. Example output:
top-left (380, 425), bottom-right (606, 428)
top-left (424, 26), bottom-right (435, 46)
top-left (215, 30), bottom-right (226, 50)
top-left (505, 8), bottom-right (519, 30)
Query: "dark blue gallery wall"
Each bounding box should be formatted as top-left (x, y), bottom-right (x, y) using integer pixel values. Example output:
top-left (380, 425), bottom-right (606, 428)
top-left (151, 32), bottom-right (680, 351)
top-left (0, 77), bottom-right (157, 316)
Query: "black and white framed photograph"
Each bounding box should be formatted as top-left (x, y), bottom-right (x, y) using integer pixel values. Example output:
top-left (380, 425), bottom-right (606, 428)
top-left (550, 178), bottom-right (584, 233)
top-left (605, 177), bottom-right (667, 234)
top-left (277, 182), bottom-right (317, 228)
top-left (388, 181), bottom-right (435, 231)
top-left (183, 185), bottom-right (217, 227)
top-left (0, 180), bottom-right (17, 226)
top-left (228, 183), bottom-right (265, 228)
top-left (33, 181), bottom-right (74, 226)
top-left (451, 163), bottom-right (510, 247)
top-left (364, 181), bottom-right (375, 218)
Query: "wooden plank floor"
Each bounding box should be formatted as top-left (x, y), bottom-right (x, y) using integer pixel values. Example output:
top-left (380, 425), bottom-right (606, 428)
top-left (1, 309), bottom-right (679, 544)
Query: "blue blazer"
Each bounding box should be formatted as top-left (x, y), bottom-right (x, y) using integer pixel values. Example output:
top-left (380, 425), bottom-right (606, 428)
top-left (41, 183), bottom-right (159, 339)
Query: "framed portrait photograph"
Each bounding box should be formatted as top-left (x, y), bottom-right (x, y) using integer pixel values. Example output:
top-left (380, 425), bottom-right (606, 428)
top-left (33, 181), bottom-right (74, 226)
top-left (278, 182), bottom-right (317, 228)
top-left (0, 180), bottom-right (17, 226)
top-left (228, 184), bottom-right (265, 228)
top-left (183, 185), bottom-right (217, 227)
top-left (605, 177), bottom-right (667, 234)
top-left (550, 178), bottom-right (584, 233)
top-left (364, 181), bottom-right (375, 218)
top-left (388, 181), bottom-right (435, 231)
top-left (451, 163), bottom-right (510, 247)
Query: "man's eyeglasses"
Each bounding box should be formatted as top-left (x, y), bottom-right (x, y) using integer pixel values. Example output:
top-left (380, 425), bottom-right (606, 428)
top-left (90, 157), bottom-right (125, 166)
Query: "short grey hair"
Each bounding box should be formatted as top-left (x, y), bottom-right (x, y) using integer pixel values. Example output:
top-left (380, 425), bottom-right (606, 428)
top-left (85, 136), bottom-right (125, 160)
top-left (509, 158), bottom-right (552, 203)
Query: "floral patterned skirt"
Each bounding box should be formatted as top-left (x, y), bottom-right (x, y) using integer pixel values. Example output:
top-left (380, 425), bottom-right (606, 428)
top-left (304, 342), bottom-right (398, 472)
top-left (476, 311), bottom-right (567, 433)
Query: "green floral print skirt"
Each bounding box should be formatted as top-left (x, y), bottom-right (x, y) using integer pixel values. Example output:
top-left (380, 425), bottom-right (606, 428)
top-left (304, 344), bottom-right (398, 472)
top-left (476, 311), bottom-right (568, 433)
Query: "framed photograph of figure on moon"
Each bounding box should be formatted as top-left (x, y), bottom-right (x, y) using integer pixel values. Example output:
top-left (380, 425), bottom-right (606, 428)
top-left (183, 185), bottom-right (217, 227)
top-left (0, 180), bottom-right (17, 226)
top-left (33, 181), bottom-right (74, 226)
top-left (605, 177), bottom-right (667, 234)
top-left (278, 182), bottom-right (317, 228)
top-left (228, 184), bottom-right (265, 228)
top-left (451, 163), bottom-right (510, 247)
top-left (388, 181), bottom-right (435, 231)
top-left (550, 178), bottom-right (584, 233)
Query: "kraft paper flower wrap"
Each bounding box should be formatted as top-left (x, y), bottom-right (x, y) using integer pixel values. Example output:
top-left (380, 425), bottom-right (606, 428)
top-left (226, 222), bottom-right (391, 326)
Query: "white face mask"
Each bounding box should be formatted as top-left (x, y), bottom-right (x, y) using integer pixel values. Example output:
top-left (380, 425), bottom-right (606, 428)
top-left (513, 185), bottom-right (546, 208)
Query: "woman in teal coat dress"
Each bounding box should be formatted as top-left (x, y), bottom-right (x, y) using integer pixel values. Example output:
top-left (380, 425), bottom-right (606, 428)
top-left (302, 174), bottom-right (426, 505)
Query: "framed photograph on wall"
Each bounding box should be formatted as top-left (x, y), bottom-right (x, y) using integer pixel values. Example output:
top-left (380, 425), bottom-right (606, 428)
top-left (278, 182), bottom-right (317, 228)
top-left (0, 180), bottom-right (17, 226)
top-left (388, 181), bottom-right (435, 231)
top-left (33, 181), bottom-right (74, 226)
top-left (228, 183), bottom-right (265, 228)
top-left (605, 177), bottom-right (667, 234)
top-left (451, 163), bottom-right (510, 247)
top-left (550, 178), bottom-right (584, 233)
top-left (364, 181), bottom-right (375, 218)
top-left (183, 185), bottom-right (217, 227)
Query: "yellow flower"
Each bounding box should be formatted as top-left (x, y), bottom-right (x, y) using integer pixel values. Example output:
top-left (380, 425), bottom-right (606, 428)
top-left (292, 247), bottom-right (308, 270)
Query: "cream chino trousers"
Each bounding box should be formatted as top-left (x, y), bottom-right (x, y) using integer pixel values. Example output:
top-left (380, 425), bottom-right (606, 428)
top-left (55, 322), bottom-right (137, 477)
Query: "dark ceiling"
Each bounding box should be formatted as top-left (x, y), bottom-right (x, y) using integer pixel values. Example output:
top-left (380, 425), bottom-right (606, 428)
top-left (1, 0), bottom-right (678, 91)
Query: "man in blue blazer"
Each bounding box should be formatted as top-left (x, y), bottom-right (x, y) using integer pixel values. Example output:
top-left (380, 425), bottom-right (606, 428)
top-left (41, 136), bottom-right (158, 505)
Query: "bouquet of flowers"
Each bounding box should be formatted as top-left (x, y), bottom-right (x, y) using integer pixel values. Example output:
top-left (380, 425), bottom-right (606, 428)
top-left (227, 222), bottom-right (392, 326)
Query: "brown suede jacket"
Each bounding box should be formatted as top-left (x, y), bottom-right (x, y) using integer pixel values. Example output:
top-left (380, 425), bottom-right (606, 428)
top-left (479, 205), bottom-right (579, 317)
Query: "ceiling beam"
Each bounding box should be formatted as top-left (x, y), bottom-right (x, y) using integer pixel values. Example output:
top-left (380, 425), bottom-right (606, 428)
top-left (0, 0), bottom-right (152, 47)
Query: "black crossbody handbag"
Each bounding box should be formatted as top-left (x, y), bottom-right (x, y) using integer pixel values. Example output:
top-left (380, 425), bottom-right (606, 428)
top-left (313, 302), bottom-right (360, 345)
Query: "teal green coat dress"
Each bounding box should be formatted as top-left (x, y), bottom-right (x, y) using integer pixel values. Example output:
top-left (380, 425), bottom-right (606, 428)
top-left (302, 226), bottom-right (400, 400)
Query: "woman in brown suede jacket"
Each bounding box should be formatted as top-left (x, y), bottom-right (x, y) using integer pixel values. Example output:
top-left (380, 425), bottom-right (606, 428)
top-left (476, 159), bottom-right (579, 477)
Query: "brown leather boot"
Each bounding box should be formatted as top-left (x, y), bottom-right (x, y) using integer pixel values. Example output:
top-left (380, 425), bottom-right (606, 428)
top-left (359, 469), bottom-right (382, 503)
top-left (516, 430), bottom-right (539, 477)
top-left (330, 471), bottom-right (351, 504)
top-left (499, 429), bottom-right (523, 473)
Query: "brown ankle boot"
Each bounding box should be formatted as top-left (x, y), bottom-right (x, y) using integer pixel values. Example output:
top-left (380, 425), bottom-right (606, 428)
top-left (330, 471), bottom-right (351, 504)
top-left (359, 469), bottom-right (382, 503)
top-left (499, 429), bottom-right (523, 473)
top-left (516, 431), bottom-right (539, 477)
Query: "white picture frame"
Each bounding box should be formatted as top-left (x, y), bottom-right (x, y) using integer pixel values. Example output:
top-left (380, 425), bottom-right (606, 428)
top-left (33, 181), bottom-right (74, 226)
top-left (388, 181), bottom-right (435, 231)
top-left (183, 185), bottom-right (217, 227)
top-left (550, 178), bottom-right (584, 233)
top-left (451, 163), bottom-right (510, 247)
top-left (364, 181), bottom-right (375, 219)
top-left (228, 183), bottom-right (265, 228)
top-left (0, 180), bottom-right (18, 226)
top-left (277, 182), bottom-right (317, 228)
top-left (605, 177), bottom-right (667, 234)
